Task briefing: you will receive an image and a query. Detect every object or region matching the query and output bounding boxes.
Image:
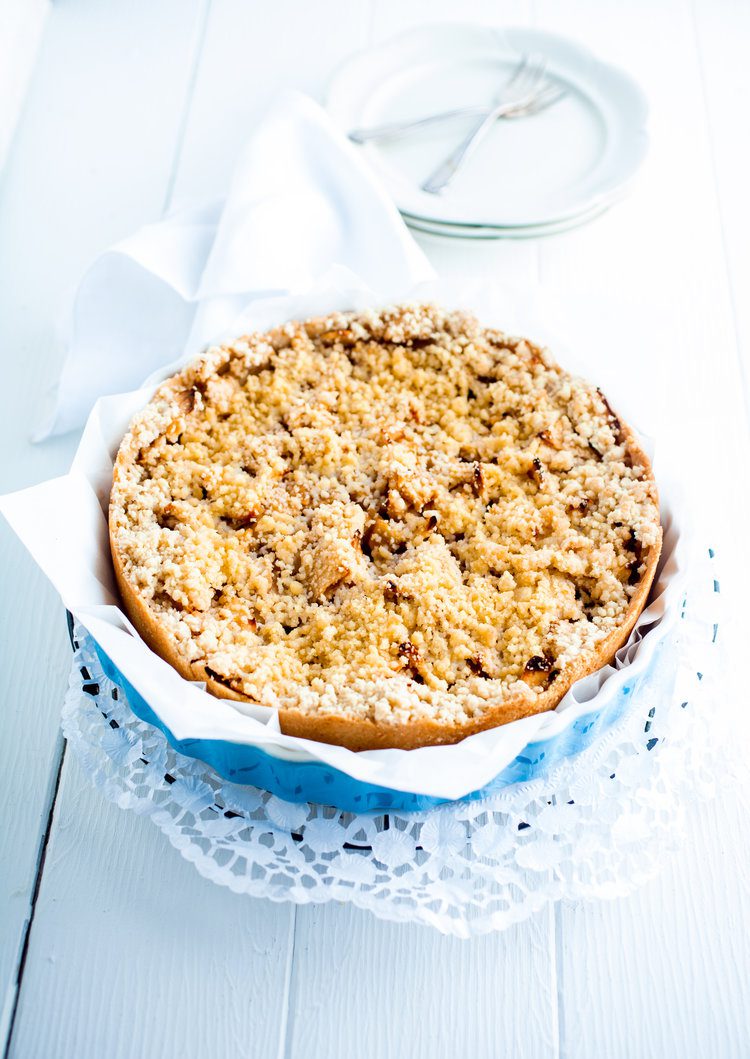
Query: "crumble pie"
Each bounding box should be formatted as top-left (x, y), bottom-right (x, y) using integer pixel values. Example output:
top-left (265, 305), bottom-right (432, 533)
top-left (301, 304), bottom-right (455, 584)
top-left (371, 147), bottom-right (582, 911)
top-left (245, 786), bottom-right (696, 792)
top-left (109, 304), bottom-right (661, 749)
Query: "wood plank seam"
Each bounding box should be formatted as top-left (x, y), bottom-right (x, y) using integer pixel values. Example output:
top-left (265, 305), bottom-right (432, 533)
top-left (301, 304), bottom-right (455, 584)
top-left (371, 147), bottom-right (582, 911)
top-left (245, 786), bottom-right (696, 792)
top-left (277, 904), bottom-right (298, 1059)
top-left (554, 903), bottom-right (566, 1059)
top-left (161, 0), bottom-right (213, 215)
top-left (364, 0), bottom-right (377, 53)
top-left (2, 738), bottom-right (66, 1059)
top-left (688, 0), bottom-right (750, 433)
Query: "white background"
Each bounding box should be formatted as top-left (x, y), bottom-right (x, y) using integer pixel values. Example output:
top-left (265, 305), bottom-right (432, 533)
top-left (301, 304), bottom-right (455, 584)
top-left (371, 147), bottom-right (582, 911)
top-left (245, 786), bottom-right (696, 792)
top-left (1, 2), bottom-right (749, 1058)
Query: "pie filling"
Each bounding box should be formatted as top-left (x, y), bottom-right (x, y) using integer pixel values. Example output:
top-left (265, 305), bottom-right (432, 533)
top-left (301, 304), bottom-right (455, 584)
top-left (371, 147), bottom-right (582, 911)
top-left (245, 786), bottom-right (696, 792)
top-left (110, 305), bottom-right (661, 727)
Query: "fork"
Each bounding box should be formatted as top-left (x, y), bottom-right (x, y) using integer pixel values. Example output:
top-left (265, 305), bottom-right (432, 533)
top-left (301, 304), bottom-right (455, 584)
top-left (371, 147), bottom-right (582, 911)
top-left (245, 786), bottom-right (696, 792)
top-left (422, 57), bottom-right (552, 195)
top-left (348, 85), bottom-right (564, 145)
top-left (348, 54), bottom-right (535, 145)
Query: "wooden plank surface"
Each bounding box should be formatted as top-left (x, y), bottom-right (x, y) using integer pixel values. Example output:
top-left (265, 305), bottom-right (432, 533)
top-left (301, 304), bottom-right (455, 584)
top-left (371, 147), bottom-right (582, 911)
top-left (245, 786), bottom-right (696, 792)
top-left (1, 1), bottom-right (749, 1057)
top-left (0, 0), bottom-right (49, 171)
top-left (693, 0), bottom-right (750, 416)
top-left (285, 904), bottom-right (558, 1059)
top-left (8, 757), bottom-right (295, 1059)
top-left (172, 0), bottom-right (372, 204)
top-left (557, 785), bottom-right (750, 1059)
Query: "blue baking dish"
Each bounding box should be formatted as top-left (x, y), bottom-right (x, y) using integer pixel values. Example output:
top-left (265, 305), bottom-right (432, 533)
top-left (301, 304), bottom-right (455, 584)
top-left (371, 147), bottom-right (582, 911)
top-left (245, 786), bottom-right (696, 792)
top-left (82, 619), bottom-right (652, 813)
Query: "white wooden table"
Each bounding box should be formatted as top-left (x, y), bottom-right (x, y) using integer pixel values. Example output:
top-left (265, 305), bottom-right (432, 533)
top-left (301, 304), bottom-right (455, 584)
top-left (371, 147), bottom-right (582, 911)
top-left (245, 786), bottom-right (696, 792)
top-left (1, 3), bottom-right (749, 1057)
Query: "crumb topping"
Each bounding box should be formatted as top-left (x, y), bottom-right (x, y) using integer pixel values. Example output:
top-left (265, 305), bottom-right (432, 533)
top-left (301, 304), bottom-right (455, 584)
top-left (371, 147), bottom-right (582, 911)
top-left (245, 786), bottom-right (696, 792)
top-left (109, 304), bottom-right (661, 727)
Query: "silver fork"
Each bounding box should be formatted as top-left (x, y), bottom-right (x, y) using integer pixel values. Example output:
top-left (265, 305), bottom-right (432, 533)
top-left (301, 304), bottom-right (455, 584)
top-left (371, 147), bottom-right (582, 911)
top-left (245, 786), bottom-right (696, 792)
top-left (348, 54), bottom-right (535, 145)
top-left (422, 57), bottom-right (550, 195)
top-left (349, 104), bottom-right (493, 145)
top-left (348, 84), bottom-right (565, 145)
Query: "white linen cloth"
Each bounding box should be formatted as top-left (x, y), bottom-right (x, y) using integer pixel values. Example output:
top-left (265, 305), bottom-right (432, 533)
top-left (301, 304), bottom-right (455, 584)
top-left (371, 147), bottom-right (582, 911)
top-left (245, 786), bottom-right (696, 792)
top-left (37, 91), bottom-right (434, 439)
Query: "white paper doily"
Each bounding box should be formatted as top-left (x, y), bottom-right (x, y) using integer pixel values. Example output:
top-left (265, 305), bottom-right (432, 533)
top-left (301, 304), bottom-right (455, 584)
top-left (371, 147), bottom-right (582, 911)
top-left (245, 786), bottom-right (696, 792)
top-left (62, 551), bottom-right (729, 937)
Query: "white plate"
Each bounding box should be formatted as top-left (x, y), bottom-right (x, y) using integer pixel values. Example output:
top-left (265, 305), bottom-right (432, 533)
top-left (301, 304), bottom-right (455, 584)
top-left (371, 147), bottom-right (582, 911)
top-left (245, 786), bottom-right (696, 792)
top-left (327, 24), bottom-right (649, 228)
top-left (402, 199), bottom-right (616, 240)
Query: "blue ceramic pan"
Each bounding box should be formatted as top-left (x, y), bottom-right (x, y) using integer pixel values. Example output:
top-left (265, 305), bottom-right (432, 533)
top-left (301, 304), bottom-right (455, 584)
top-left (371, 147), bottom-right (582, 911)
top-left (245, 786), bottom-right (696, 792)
top-left (71, 613), bottom-right (654, 813)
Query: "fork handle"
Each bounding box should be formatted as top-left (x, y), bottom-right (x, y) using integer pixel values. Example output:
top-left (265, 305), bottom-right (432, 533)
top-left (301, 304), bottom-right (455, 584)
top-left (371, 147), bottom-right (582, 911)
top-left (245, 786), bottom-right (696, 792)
top-left (348, 105), bottom-right (490, 144)
top-left (421, 106), bottom-right (504, 195)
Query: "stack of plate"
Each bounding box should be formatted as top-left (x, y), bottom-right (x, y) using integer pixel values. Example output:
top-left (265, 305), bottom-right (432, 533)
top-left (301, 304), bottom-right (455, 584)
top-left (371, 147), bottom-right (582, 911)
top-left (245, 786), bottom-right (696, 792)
top-left (327, 25), bottom-right (649, 239)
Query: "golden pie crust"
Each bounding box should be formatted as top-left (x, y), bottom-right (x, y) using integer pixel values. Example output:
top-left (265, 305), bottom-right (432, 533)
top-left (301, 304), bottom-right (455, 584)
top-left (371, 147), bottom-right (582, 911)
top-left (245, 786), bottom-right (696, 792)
top-left (109, 304), bottom-right (662, 750)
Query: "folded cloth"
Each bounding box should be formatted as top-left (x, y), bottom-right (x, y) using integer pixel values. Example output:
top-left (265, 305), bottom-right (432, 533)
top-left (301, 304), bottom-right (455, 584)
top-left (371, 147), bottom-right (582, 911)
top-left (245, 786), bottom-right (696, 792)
top-left (36, 91), bottom-right (434, 439)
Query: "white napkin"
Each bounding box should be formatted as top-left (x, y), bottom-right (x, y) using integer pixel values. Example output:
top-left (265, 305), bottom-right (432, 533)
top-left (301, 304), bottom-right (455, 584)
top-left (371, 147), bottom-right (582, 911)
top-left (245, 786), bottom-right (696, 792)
top-left (37, 91), bottom-right (434, 439)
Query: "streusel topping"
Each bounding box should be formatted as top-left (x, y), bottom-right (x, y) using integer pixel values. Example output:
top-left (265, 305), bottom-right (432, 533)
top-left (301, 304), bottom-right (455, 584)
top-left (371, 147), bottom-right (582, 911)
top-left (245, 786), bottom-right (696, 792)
top-left (110, 304), bottom-right (660, 726)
